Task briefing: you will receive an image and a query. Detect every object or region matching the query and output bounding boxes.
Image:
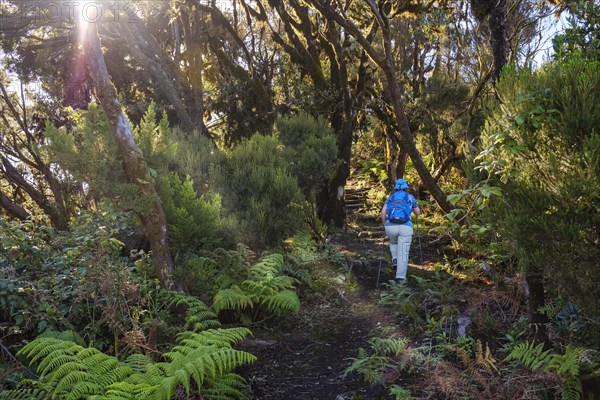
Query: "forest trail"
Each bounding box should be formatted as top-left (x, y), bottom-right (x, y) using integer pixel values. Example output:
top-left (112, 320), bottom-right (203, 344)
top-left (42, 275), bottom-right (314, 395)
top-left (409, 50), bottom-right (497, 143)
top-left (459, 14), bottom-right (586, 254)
top-left (239, 207), bottom-right (451, 400)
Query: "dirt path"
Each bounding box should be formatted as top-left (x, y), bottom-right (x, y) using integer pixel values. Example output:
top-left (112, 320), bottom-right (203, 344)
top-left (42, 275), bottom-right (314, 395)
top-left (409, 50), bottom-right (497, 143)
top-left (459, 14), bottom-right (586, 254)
top-left (239, 212), bottom-right (448, 399)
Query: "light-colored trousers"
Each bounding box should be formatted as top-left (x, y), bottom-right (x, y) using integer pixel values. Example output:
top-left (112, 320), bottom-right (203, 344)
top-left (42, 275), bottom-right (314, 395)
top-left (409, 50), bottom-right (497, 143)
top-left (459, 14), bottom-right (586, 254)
top-left (384, 224), bottom-right (413, 279)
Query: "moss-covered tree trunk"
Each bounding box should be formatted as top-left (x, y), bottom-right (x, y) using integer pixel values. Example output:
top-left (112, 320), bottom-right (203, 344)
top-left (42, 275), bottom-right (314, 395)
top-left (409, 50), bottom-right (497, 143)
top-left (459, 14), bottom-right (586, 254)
top-left (489, 0), bottom-right (507, 81)
top-left (82, 23), bottom-right (182, 291)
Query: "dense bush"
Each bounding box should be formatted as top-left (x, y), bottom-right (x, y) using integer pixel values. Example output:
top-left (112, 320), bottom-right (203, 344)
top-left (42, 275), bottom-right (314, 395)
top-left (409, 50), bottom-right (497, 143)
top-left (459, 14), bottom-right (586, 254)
top-left (276, 112), bottom-right (338, 197)
top-left (476, 55), bottom-right (600, 344)
top-left (211, 134), bottom-right (305, 247)
top-left (0, 209), bottom-right (144, 350)
top-left (156, 173), bottom-right (223, 255)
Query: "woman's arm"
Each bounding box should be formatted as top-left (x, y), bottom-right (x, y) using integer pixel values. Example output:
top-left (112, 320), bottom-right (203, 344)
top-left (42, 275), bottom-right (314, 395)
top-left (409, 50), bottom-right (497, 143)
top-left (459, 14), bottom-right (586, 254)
top-left (381, 204), bottom-right (387, 224)
top-left (411, 195), bottom-right (421, 216)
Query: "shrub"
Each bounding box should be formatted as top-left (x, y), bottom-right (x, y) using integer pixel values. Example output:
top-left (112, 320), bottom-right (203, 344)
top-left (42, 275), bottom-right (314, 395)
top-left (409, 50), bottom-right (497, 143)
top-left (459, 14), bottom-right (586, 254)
top-left (276, 112), bottom-right (338, 197)
top-left (211, 134), bottom-right (305, 247)
top-left (0, 209), bottom-right (143, 350)
top-left (156, 173), bottom-right (223, 255)
top-left (476, 56), bottom-right (600, 344)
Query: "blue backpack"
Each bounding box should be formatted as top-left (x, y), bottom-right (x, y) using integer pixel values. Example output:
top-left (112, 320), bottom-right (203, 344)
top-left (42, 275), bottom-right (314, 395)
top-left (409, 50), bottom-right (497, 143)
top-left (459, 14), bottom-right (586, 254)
top-left (387, 192), bottom-right (411, 224)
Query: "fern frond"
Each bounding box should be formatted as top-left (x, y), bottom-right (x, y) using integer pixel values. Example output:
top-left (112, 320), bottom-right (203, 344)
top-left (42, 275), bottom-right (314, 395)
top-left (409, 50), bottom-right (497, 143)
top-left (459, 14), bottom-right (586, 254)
top-left (52, 370), bottom-right (96, 396)
top-left (506, 342), bottom-right (583, 400)
top-left (11, 329), bottom-right (255, 400)
top-left (40, 356), bottom-right (82, 378)
top-left (19, 339), bottom-right (82, 367)
top-left (560, 374), bottom-right (582, 400)
top-left (262, 290), bottom-right (300, 314)
top-left (241, 280), bottom-right (275, 297)
top-left (213, 287), bottom-right (254, 313)
top-left (176, 328), bottom-right (252, 350)
top-left (446, 344), bottom-right (472, 367)
top-left (388, 384), bottom-right (415, 400)
top-left (0, 389), bottom-right (50, 400)
top-left (249, 254), bottom-right (284, 278)
top-left (104, 382), bottom-right (158, 399)
top-left (506, 341), bottom-right (552, 371)
top-left (203, 384), bottom-right (247, 400)
top-left (46, 361), bottom-right (88, 384)
top-left (214, 253), bottom-right (300, 320)
top-left (65, 380), bottom-right (103, 400)
top-left (475, 340), bottom-right (498, 373)
top-left (549, 346), bottom-right (581, 376)
top-left (95, 365), bottom-right (136, 388)
top-left (79, 351), bottom-right (109, 369)
top-left (278, 261), bottom-right (311, 285)
top-left (123, 354), bottom-right (152, 373)
top-left (369, 337), bottom-right (409, 357)
top-left (162, 290), bottom-right (221, 331)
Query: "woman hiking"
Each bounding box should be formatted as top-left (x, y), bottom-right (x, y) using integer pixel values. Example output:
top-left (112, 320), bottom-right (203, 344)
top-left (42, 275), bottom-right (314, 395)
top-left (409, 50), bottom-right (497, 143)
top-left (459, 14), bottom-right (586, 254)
top-left (380, 179), bottom-right (420, 283)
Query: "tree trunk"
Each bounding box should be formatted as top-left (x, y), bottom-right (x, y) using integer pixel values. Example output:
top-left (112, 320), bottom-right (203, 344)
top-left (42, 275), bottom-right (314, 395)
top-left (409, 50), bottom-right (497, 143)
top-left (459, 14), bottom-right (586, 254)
top-left (377, 28), bottom-right (454, 213)
top-left (310, 0), bottom-right (455, 214)
top-left (489, 0), bottom-right (508, 81)
top-left (118, 22), bottom-right (196, 133)
top-left (525, 270), bottom-right (548, 343)
top-left (82, 23), bottom-right (182, 291)
top-left (396, 148), bottom-right (409, 182)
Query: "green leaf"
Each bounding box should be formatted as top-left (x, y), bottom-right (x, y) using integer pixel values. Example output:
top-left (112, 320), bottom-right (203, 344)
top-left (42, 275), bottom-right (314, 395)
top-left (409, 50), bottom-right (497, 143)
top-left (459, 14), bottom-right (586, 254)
top-left (515, 114), bottom-right (526, 125)
top-left (447, 193), bottom-right (464, 206)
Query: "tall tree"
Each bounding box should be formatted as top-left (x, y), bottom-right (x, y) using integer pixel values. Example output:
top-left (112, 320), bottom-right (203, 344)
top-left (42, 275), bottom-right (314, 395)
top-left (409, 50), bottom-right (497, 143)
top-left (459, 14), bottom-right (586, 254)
top-left (81, 21), bottom-right (180, 291)
top-left (308, 0), bottom-right (455, 213)
top-left (0, 78), bottom-right (73, 230)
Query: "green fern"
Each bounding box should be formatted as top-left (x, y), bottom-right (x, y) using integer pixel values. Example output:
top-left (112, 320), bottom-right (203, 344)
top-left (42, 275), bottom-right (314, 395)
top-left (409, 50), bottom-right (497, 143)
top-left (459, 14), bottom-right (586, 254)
top-left (213, 253), bottom-right (301, 320)
top-left (505, 340), bottom-right (553, 371)
top-left (344, 337), bottom-right (411, 385)
top-left (1, 328), bottom-right (256, 400)
top-left (162, 290), bottom-right (221, 331)
top-left (370, 337), bottom-right (409, 357)
top-left (213, 287), bottom-right (254, 314)
top-left (0, 388), bottom-right (51, 400)
top-left (389, 384), bottom-right (415, 400)
top-left (506, 341), bottom-right (582, 400)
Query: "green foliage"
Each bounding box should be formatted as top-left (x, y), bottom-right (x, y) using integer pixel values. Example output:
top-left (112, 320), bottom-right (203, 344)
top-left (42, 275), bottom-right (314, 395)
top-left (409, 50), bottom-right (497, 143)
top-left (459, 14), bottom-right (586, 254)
top-left (389, 385), bottom-right (416, 400)
top-left (44, 103), bottom-right (225, 256)
top-left (156, 173), bottom-right (223, 254)
top-left (169, 128), bottom-right (217, 194)
top-left (160, 290), bottom-right (221, 332)
top-left (1, 329), bottom-right (255, 400)
top-left (276, 112), bottom-right (339, 197)
top-left (357, 158), bottom-right (388, 183)
top-left (0, 209), bottom-right (143, 348)
top-left (173, 255), bottom-right (222, 300)
top-left (506, 342), bottom-right (583, 400)
top-left (553, 0), bottom-right (600, 62)
top-left (474, 56), bottom-right (600, 335)
top-left (344, 335), bottom-right (421, 395)
top-left (211, 134), bottom-right (305, 246)
top-left (213, 253), bottom-right (300, 321)
top-left (43, 103), bottom-right (152, 212)
top-left (134, 101), bottom-right (178, 174)
top-left (283, 232), bottom-right (319, 264)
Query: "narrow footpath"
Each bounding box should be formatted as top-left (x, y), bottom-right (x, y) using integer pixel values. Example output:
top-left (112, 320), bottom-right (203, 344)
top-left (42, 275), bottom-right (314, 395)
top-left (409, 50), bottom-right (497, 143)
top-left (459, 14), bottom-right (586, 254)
top-left (239, 203), bottom-right (450, 399)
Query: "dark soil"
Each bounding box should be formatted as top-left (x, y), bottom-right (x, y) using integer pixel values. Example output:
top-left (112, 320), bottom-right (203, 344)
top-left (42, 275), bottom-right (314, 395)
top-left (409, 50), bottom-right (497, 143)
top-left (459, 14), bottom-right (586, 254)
top-left (238, 212), bottom-right (453, 400)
